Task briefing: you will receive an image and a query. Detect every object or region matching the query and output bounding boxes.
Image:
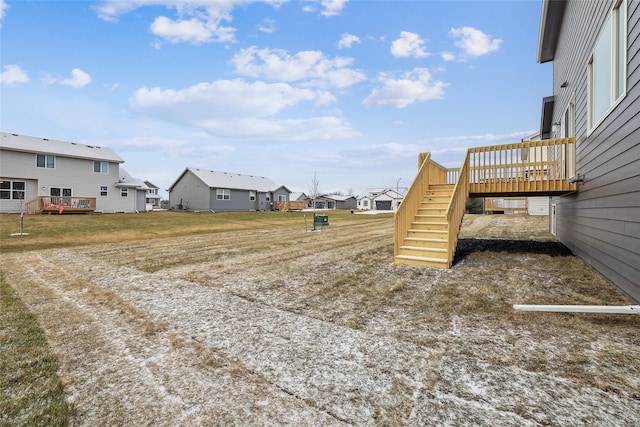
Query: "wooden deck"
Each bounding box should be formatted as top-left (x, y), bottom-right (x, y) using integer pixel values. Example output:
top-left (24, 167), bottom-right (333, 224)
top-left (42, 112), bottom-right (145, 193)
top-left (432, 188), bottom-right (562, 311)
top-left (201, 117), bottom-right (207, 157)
top-left (395, 138), bottom-right (576, 268)
top-left (274, 201), bottom-right (305, 211)
top-left (25, 196), bottom-right (96, 214)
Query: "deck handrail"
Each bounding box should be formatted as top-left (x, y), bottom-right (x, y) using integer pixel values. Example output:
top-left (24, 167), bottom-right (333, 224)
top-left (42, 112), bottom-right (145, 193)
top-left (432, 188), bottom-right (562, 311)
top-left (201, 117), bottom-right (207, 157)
top-left (444, 151), bottom-right (470, 265)
top-left (468, 137), bottom-right (576, 194)
top-left (395, 152), bottom-right (433, 257)
top-left (23, 196), bottom-right (96, 214)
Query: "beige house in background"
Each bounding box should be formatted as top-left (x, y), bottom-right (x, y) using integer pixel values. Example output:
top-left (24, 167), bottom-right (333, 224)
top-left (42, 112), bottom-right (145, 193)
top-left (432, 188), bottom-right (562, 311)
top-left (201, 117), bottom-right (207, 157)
top-left (0, 132), bottom-right (149, 213)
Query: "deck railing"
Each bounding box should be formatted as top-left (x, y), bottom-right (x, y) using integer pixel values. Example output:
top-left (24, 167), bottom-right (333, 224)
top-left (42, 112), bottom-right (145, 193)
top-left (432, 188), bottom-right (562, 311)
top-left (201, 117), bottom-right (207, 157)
top-left (444, 151), bottom-right (470, 266)
top-left (468, 137), bottom-right (576, 195)
top-left (24, 196), bottom-right (96, 214)
top-left (396, 153), bottom-right (435, 257)
top-left (484, 197), bottom-right (528, 213)
top-left (274, 201), bottom-right (305, 211)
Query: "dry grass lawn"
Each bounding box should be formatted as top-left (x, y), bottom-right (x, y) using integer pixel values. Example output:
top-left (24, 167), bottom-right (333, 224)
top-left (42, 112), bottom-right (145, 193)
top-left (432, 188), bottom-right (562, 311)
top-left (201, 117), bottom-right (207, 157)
top-left (1, 212), bottom-right (638, 426)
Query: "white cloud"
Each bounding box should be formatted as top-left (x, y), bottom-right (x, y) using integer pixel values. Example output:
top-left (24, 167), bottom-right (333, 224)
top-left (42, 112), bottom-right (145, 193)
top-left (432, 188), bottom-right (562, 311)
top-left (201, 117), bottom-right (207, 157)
top-left (232, 46), bottom-right (366, 89)
top-left (433, 131), bottom-right (535, 146)
top-left (258, 18), bottom-right (276, 33)
top-left (321, 0), bottom-right (348, 16)
top-left (0, 0), bottom-right (9, 28)
top-left (128, 79), bottom-right (357, 141)
top-left (95, 1), bottom-right (286, 43)
top-left (362, 68), bottom-right (447, 108)
top-left (449, 26), bottom-right (502, 57)
top-left (341, 142), bottom-right (422, 158)
top-left (150, 15), bottom-right (235, 44)
top-left (60, 68), bottom-right (92, 88)
top-left (337, 33), bottom-right (360, 49)
top-left (441, 52), bottom-right (455, 61)
top-left (0, 64), bottom-right (30, 85)
top-left (391, 31), bottom-right (429, 59)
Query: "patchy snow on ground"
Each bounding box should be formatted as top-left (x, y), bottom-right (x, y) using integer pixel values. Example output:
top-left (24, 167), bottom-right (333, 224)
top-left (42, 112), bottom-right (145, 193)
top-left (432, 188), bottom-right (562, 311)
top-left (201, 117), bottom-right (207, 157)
top-left (3, 215), bottom-right (639, 426)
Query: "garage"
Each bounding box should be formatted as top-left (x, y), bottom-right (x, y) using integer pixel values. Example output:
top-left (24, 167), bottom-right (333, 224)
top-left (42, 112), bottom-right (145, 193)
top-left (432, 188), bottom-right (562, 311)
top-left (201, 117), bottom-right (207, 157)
top-left (375, 200), bottom-right (392, 210)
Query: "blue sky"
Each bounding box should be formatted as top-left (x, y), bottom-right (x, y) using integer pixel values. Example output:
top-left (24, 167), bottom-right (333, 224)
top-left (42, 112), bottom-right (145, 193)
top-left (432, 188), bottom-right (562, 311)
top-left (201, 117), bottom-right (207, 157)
top-left (1, 0), bottom-right (552, 197)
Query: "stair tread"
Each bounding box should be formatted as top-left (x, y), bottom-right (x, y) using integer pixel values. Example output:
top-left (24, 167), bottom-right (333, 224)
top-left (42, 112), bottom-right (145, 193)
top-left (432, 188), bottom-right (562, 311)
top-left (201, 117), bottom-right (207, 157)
top-left (400, 246), bottom-right (447, 253)
top-left (395, 254), bottom-right (449, 263)
top-left (405, 237), bottom-right (448, 242)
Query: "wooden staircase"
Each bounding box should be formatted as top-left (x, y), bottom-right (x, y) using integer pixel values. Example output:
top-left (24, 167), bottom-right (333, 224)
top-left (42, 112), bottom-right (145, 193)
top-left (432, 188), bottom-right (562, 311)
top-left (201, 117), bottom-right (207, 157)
top-left (395, 184), bottom-right (455, 268)
top-left (394, 139), bottom-right (577, 270)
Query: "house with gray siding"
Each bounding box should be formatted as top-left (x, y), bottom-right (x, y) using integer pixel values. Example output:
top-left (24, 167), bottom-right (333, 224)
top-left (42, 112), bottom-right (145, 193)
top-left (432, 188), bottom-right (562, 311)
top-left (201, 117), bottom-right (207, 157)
top-left (537, 0), bottom-right (639, 302)
top-left (309, 194), bottom-right (357, 210)
top-left (0, 132), bottom-right (146, 213)
top-left (168, 167), bottom-right (291, 212)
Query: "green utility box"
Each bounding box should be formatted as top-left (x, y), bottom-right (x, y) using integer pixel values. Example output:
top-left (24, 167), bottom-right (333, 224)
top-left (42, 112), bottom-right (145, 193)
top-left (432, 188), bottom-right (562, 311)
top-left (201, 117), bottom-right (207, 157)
top-left (314, 214), bottom-right (329, 226)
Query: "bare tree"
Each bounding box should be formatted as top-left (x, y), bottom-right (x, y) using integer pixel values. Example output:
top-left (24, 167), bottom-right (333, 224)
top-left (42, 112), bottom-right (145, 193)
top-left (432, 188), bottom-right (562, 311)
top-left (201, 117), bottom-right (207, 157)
top-left (308, 172), bottom-right (320, 231)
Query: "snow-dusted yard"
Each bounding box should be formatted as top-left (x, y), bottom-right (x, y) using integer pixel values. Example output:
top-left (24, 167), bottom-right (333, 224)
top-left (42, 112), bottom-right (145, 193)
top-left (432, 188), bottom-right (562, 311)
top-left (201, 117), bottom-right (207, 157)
top-left (3, 215), bottom-right (639, 425)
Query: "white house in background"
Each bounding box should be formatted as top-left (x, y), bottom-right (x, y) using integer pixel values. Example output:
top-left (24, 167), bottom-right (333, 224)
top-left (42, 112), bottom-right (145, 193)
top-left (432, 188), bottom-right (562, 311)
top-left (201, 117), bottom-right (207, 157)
top-left (167, 167), bottom-right (291, 212)
top-left (144, 180), bottom-right (162, 209)
top-left (357, 188), bottom-right (404, 211)
top-left (527, 197), bottom-right (550, 215)
top-left (0, 132), bottom-right (148, 213)
top-left (115, 169), bottom-right (153, 212)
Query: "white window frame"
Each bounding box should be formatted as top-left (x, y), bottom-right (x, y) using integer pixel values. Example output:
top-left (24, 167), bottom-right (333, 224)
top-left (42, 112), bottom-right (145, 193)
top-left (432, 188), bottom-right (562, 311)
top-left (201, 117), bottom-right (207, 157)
top-left (249, 191), bottom-right (256, 201)
top-left (36, 154), bottom-right (55, 169)
top-left (121, 187), bottom-right (128, 197)
top-left (587, 0), bottom-right (627, 132)
top-left (216, 188), bottom-right (230, 200)
top-left (100, 186), bottom-right (108, 196)
top-left (278, 194), bottom-right (286, 202)
top-left (0, 180), bottom-right (26, 200)
top-left (94, 161), bottom-right (109, 174)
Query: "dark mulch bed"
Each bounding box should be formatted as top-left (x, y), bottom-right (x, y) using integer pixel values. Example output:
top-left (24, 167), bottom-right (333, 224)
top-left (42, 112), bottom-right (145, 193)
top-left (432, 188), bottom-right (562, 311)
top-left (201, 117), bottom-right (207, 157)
top-left (453, 238), bottom-right (573, 266)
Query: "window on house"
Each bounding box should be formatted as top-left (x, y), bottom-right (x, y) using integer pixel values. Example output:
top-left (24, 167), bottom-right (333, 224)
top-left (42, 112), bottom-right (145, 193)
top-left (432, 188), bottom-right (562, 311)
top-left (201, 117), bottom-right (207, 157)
top-left (216, 188), bottom-right (230, 200)
top-left (0, 180), bottom-right (26, 200)
top-left (36, 154), bottom-right (55, 168)
top-left (249, 191), bottom-right (256, 201)
top-left (121, 187), bottom-right (128, 197)
top-left (266, 194), bottom-right (270, 202)
top-left (100, 186), bottom-right (108, 196)
top-left (93, 161), bottom-right (109, 174)
top-left (363, 200), bottom-right (369, 207)
top-left (49, 187), bottom-right (72, 197)
top-left (278, 195), bottom-right (286, 202)
top-left (588, 0), bottom-right (626, 131)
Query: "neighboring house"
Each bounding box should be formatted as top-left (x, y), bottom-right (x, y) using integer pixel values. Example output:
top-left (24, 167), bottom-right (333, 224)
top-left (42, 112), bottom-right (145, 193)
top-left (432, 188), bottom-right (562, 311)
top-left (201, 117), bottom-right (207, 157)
top-left (115, 169), bottom-right (153, 212)
top-left (0, 132), bottom-right (144, 213)
top-left (537, 0), bottom-right (639, 301)
top-left (528, 197), bottom-right (550, 215)
top-left (167, 167), bottom-right (291, 212)
top-left (357, 188), bottom-right (404, 211)
top-left (144, 180), bottom-right (162, 209)
top-left (310, 194), bottom-right (357, 210)
top-left (483, 196), bottom-right (550, 215)
top-left (290, 192), bottom-right (308, 202)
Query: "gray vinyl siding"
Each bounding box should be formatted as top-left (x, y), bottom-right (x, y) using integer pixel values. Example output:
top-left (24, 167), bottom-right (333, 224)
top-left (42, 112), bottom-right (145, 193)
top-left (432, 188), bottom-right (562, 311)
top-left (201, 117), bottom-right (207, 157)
top-left (210, 188), bottom-right (261, 212)
top-left (550, 0), bottom-right (640, 302)
top-left (0, 149), bottom-right (127, 213)
top-left (168, 170), bottom-right (211, 211)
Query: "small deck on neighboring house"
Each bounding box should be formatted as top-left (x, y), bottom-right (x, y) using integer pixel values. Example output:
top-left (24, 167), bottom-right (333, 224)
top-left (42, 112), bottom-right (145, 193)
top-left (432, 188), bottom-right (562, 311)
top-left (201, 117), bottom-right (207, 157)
top-left (394, 138), bottom-right (577, 268)
top-left (274, 200), bottom-right (305, 212)
top-left (25, 196), bottom-right (97, 214)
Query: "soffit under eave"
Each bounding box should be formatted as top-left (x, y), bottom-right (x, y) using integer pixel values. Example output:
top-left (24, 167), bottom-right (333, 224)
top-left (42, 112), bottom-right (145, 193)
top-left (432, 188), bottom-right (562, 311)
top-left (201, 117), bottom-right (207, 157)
top-left (537, 0), bottom-right (567, 63)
